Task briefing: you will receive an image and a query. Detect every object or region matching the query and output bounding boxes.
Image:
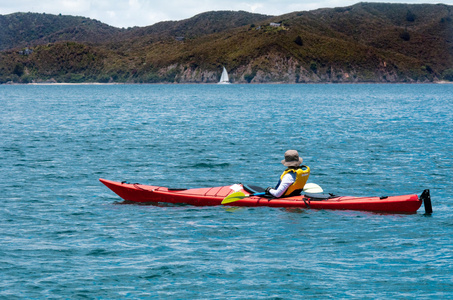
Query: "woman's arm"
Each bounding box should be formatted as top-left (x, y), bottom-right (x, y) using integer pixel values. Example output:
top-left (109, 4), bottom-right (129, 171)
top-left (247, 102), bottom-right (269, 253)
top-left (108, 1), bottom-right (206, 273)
top-left (269, 173), bottom-right (295, 198)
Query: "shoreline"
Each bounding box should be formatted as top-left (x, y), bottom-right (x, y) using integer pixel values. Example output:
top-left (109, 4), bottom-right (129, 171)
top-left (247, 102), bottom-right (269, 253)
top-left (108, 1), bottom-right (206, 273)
top-left (2, 81), bottom-right (453, 86)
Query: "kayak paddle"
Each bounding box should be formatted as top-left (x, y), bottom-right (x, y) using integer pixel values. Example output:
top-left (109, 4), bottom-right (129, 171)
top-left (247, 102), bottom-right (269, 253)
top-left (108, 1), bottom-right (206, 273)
top-left (221, 183), bottom-right (323, 205)
top-left (221, 192), bottom-right (266, 204)
top-left (302, 183), bottom-right (324, 193)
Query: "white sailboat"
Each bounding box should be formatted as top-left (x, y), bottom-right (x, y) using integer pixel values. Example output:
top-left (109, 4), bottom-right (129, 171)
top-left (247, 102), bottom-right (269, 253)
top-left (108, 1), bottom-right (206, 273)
top-left (218, 66), bottom-right (230, 84)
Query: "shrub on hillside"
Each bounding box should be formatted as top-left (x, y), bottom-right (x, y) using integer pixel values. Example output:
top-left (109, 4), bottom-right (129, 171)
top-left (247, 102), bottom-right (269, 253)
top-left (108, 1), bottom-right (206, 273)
top-left (294, 36), bottom-right (303, 46)
top-left (442, 69), bottom-right (453, 81)
top-left (400, 31), bottom-right (411, 41)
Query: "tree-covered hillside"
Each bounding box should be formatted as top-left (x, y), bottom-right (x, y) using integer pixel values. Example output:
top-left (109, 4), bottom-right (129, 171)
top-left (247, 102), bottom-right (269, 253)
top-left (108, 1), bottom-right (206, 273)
top-left (1, 3), bottom-right (452, 84)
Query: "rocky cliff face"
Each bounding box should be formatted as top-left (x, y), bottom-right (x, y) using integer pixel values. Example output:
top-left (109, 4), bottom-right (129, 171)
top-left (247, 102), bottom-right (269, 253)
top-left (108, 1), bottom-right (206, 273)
top-left (151, 52), bottom-right (436, 84)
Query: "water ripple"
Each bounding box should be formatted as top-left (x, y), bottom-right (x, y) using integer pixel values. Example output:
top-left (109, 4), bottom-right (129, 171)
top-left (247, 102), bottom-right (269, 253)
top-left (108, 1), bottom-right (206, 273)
top-left (0, 84), bottom-right (452, 298)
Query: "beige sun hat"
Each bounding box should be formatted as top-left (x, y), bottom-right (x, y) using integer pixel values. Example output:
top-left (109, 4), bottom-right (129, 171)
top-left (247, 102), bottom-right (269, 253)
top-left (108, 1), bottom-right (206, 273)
top-left (281, 150), bottom-right (303, 167)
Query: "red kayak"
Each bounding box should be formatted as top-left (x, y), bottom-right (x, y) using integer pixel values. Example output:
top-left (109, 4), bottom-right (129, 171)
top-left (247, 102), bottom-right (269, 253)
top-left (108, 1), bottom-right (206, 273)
top-left (99, 178), bottom-right (432, 213)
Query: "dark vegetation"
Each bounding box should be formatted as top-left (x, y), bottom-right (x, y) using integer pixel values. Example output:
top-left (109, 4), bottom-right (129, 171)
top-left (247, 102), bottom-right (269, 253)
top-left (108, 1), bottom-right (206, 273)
top-left (1, 3), bottom-right (452, 84)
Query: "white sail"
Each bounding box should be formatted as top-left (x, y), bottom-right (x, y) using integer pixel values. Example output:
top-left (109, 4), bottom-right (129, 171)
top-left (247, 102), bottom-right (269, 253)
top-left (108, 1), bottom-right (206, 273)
top-left (218, 67), bottom-right (230, 84)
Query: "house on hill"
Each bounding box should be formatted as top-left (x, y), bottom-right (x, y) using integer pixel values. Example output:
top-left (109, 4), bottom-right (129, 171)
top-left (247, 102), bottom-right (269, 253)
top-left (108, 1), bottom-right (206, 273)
top-left (18, 48), bottom-right (33, 55)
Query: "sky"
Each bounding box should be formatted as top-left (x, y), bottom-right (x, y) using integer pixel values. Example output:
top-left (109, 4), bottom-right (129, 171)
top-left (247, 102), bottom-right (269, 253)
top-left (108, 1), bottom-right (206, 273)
top-left (1, 0), bottom-right (452, 28)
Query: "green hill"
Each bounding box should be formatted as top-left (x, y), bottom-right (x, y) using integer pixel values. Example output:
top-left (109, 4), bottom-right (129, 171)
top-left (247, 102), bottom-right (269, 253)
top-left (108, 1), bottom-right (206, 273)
top-left (122, 11), bottom-right (271, 40)
top-left (1, 3), bottom-right (452, 84)
top-left (0, 12), bottom-right (122, 51)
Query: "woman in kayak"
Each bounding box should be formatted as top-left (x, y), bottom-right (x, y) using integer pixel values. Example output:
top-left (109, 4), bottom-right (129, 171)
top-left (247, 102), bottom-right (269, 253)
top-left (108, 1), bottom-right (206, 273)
top-left (265, 150), bottom-right (310, 198)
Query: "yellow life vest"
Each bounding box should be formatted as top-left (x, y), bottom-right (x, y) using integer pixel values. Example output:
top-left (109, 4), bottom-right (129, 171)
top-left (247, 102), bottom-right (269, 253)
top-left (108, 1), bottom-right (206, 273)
top-left (279, 166), bottom-right (310, 197)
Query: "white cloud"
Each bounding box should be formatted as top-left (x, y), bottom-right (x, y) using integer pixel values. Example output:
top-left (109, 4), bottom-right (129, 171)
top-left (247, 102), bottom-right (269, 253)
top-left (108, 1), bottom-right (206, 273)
top-left (243, 3), bottom-right (264, 13)
top-left (0, 0), bottom-right (452, 28)
top-left (60, 0), bottom-right (91, 13)
top-left (128, 0), bottom-right (144, 13)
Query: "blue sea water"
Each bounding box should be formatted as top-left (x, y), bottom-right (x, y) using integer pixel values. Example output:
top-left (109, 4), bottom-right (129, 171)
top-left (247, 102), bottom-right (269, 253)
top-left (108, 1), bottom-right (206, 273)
top-left (0, 84), bottom-right (452, 299)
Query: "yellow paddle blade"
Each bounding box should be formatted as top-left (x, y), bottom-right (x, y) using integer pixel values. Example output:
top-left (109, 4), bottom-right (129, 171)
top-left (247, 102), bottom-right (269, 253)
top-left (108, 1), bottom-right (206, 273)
top-left (221, 191), bottom-right (247, 204)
